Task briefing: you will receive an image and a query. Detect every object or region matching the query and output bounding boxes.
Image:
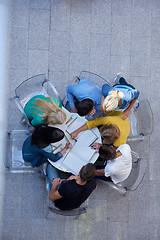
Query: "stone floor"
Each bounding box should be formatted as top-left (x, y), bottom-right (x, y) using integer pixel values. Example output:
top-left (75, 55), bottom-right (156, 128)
top-left (2, 0), bottom-right (160, 239)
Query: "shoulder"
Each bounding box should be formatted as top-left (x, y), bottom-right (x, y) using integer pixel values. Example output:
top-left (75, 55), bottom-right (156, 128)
top-left (86, 179), bottom-right (97, 189)
top-left (58, 179), bottom-right (76, 196)
top-left (102, 85), bottom-right (114, 96)
top-left (117, 144), bottom-right (131, 158)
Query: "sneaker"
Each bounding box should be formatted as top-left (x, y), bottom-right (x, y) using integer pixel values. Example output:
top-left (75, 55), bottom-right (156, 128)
top-left (42, 163), bottom-right (48, 176)
top-left (114, 73), bottom-right (123, 84)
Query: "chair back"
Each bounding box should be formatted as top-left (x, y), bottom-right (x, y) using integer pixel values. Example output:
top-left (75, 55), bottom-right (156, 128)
top-left (13, 74), bottom-right (62, 128)
top-left (128, 99), bottom-right (153, 141)
top-left (96, 150), bottom-right (144, 194)
top-left (63, 71), bottom-right (111, 107)
top-left (79, 70), bottom-right (111, 88)
top-left (119, 150), bottom-right (145, 191)
top-left (15, 74), bottom-right (60, 107)
top-left (7, 130), bottom-right (35, 173)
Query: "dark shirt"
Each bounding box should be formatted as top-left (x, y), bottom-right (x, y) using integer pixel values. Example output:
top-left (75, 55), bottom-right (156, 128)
top-left (54, 179), bottom-right (96, 210)
top-left (22, 136), bottom-right (62, 167)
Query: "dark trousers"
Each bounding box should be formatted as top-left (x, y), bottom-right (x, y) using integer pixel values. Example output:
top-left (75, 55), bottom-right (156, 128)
top-left (113, 77), bottom-right (135, 89)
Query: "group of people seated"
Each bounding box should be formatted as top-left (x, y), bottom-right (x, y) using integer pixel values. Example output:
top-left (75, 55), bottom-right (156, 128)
top-left (22, 73), bottom-right (139, 211)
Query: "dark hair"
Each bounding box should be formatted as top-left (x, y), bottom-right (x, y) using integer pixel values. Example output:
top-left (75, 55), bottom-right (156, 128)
top-left (99, 124), bottom-right (117, 144)
top-left (80, 163), bottom-right (96, 182)
top-left (99, 144), bottom-right (116, 160)
top-left (77, 99), bottom-right (94, 116)
top-left (31, 125), bottom-right (64, 148)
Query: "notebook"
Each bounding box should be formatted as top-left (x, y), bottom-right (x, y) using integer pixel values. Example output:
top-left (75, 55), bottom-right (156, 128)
top-left (59, 119), bottom-right (98, 175)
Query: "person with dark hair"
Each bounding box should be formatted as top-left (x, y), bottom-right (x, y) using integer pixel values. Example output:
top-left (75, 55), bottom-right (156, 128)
top-left (22, 125), bottom-right (72, 168)
top-left (47, 163), bottom-right (97, 211)
top-left (95, 144), bottom-right (132, 184)
top-left (77, 99), bottom-right (94, 117)
top-left (66, 79), bottom-right (102, 119)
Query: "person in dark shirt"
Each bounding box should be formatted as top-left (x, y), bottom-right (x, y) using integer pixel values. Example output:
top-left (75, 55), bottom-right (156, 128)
top-left (22, 125), bottom-right (72, 168)
top-left (47, 163), bottom-right (97, 211)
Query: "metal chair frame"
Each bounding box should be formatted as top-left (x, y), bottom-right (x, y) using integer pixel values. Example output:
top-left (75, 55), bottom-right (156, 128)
top-left (46, 177), bottom-right (88, 218)
top-left (96, 150), bottom-right (145, 195)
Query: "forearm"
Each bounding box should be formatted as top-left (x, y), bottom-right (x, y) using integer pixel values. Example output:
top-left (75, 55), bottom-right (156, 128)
top-left (126, 99), bottom-right (137, 111)
top-left (66, 87), bottom-right (75, 108)
top-left (60, 147), bottom-right (69, 155)
top-left (95, 169), bottom-right (105, 176)
top-left (76, 123), bottom-right (88, 134)
top-left (49, 185), bottom-right (58, 201)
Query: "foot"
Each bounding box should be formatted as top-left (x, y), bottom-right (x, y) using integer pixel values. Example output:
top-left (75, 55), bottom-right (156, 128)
top-left (114, 73), bottom-right (123, 84)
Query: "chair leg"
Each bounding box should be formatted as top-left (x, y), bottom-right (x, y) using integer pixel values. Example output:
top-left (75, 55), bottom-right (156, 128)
top-left (131, 150), bottom-right (141, 163)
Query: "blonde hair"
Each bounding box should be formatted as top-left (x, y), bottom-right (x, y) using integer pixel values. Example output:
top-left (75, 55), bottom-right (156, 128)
top-left (99, 125), bottom-right (117, 144)
top-left (31, 97), bottom-right (66, 125)
top-left (103, 92), bottom-right (119, 112)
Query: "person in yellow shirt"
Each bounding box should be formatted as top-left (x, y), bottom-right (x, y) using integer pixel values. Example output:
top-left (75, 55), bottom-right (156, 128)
top-left (71, 111), bottom-right (130, 148)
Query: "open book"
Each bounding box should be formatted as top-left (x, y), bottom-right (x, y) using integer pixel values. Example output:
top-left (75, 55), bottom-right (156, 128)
top-left (49, 110), bottom-right (99, 174)
top-left (59, 118), bottom-right (98, 175)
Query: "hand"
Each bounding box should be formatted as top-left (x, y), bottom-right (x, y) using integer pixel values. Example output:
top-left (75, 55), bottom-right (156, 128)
top-left (67, 175), bottom-right (78, 181)
top-left (90, 142), bottom-right (102, 149)
top-left (122, 109), bottom-right (130, 120)
top-left (65, 142), bottom-right (72, 149)
top-left (89, 107), bottom-right (96, 116)
top-left (71, 107), bottom-right (77, 113)
top-left (52, 178), bottom-right (62, 187)
top-left (42, 112), bottom-right (48, 120)
top-left (90, 142), bottom-right (102, 153)
top-left (71, 130), bottom-right (78, 140)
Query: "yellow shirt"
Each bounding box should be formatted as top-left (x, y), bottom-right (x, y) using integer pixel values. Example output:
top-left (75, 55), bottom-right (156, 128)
top-left (85, 111), bottom-right (130, 147)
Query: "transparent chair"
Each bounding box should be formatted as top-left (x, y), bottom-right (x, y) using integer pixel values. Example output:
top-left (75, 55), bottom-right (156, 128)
top-left (7, 130), bottom-right (35, 173)
top-left (62, 70), bottom-right (111, 106)
top-left (96, 150), bottom-right (145, 195)
top-left (46, 177), bottom-right (88, 218)
top-left (128, 99), bottom-right (153, 141)
top-left (47, 199), bottom-right (88, 218)
top-left (13, 74), bottom-right (62, 129)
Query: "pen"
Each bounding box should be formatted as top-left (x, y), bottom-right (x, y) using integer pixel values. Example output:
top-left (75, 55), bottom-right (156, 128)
top-left (66, 116), bottom-right (73, 124)
top-left (66, 130), bottom-right (77, 142)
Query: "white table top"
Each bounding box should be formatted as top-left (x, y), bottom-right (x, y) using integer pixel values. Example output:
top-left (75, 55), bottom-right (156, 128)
top-left (48, 107), bottom-right (101, 175)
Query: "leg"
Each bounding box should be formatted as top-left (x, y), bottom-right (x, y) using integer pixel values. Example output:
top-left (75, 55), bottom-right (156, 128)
top-left (113, 73), bottom-right (135, 89)
top-left (119, 77), bottom-right (135, 89)
top-left (46, 164), bottom-right (60, 190)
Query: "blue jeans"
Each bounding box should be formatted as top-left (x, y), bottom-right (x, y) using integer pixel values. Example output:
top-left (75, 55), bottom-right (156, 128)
top-left (46, 164), bottom-right (60, 190)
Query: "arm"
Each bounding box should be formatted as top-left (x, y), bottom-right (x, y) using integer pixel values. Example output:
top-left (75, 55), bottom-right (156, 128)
top-left (66, 85), bottom-right (77, 109)
top-left (122, 89), bottom-right (139, 120)
top-left (49, 178), bottom-right (63, 201)
top-left (95, 169), bottom-right (105, 176)
top-left (42, 142), bottom-right (72, 162)
top-left (71, 123), bottom-right (88, 140)
top-left (60, 142), bottom-right (72, 155)
top-left (100, 95), bottom-right (105, 113)
top-left (122, 98), bottom-right (137, 120)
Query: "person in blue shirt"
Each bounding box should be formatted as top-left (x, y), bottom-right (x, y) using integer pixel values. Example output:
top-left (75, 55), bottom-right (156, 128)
top-left (22, 125), bottom-right (72, 168)
top-left (100, 74), bottom-right (140, 120)
top-left (66, 79), bottom-right (102, 120)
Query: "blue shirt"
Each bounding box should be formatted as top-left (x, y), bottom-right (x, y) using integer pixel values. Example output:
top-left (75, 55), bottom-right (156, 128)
top-left (66, 79), bottom-right (102, 111)
top-left (102, 84), bottom-right (139, 109)
top-left (22, 136), bottom-right (63, 167)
